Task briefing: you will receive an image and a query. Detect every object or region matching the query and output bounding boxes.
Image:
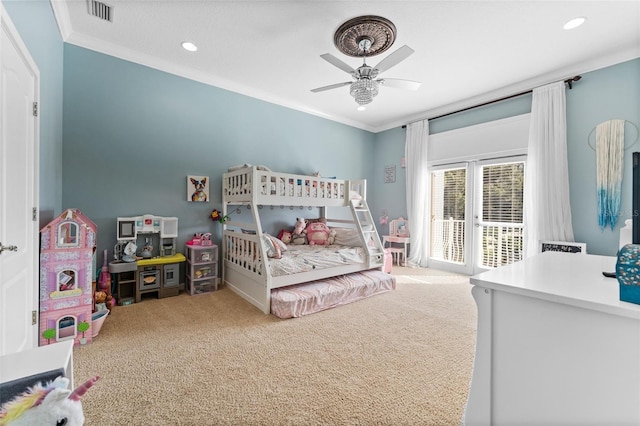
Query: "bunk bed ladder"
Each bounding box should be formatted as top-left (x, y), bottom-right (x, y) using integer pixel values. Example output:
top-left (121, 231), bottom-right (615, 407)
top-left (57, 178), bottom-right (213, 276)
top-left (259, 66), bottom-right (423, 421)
top-left (350, 198), bottom-right (385, 267)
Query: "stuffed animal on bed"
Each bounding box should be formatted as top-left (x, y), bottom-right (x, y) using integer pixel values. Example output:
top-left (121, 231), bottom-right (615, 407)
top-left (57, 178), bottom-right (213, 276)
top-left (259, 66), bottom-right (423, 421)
top-left (291, 218), bottom-right (308, 245)
top-left (0, 376), bottom-right (99, 426)
top-left (291, 233), bottom-right (307, 245)
top-left (277, 230), bottom-right (292, 244)
top-left (306, 222), bottom-right (331, 246)
top-left (328, 228), bottom-right (336, 245)
top-left (293, 217), bottom-right (307, 235)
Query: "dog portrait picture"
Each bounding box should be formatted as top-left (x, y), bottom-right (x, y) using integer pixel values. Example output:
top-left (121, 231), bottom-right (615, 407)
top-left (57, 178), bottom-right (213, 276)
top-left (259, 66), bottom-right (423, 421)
top-left (187, 175), bottom-right (209, 202)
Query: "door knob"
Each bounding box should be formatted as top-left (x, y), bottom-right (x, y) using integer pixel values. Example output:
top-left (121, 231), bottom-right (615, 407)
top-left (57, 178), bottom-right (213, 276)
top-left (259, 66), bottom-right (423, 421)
top-left (0, 242), bottom-right (18, 254)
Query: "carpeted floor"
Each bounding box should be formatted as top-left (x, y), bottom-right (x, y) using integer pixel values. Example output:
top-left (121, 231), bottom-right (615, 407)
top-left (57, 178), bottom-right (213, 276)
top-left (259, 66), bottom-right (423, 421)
top-left (74, 266), bottom-right (477, 425)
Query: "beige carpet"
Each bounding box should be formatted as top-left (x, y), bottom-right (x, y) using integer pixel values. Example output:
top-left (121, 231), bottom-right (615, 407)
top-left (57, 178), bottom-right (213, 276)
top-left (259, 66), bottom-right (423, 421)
top-left (74, 266), bottom-right (477, 425)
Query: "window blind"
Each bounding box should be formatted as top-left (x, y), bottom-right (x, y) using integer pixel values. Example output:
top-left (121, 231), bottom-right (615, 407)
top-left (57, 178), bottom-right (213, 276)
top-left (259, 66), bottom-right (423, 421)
top-left (482, 163), bottom-right (524, 223)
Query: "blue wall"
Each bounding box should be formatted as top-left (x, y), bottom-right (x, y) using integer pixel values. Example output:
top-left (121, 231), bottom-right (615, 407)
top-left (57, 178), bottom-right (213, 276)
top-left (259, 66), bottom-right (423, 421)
top-left (372, 58), bottom-right (640, 256)
top-left (3, 0), bottom-right (64, 226)
top-left (567, 59), bottom-right (640, 255)
top-left (62, 45), bottom-right (376, 258)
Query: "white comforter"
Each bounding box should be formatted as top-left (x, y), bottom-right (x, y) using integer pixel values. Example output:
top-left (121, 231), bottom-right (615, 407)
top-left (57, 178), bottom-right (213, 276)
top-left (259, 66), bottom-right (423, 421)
top-left (269, 244), bottom-right (365, 276)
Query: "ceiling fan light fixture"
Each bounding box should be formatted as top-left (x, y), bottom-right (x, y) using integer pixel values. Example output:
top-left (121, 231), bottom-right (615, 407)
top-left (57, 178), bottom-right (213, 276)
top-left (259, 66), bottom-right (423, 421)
top-left (350, 79), bottom-right (379, 106)
top-left (311, 15), bottom-right (419, 108)
top-left (334, 15), bottom-right (397, 57)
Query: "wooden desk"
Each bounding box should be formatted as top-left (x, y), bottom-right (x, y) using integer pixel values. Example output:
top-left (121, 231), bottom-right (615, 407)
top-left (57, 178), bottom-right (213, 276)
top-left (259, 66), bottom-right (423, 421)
top-left (382, 235), bottom-right (410, 265)
top-left (465, 252), bottom-right (640, 425)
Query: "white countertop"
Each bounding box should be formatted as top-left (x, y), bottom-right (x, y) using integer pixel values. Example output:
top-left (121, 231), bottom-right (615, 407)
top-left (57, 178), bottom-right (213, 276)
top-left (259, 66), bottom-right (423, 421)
top-left (470, 252), bottom-right (640, 320)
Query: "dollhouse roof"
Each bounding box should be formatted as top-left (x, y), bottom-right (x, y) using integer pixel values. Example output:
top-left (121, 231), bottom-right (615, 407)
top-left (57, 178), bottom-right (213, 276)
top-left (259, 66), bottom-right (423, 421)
top-left (41, 208), bottom-right (97, 233)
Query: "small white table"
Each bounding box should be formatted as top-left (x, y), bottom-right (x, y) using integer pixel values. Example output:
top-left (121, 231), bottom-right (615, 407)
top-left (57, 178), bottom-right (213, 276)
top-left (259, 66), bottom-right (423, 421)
top-left (0, 340), bottom-right (74, 390)
top-left (382, 235), bottom-right (410, 266)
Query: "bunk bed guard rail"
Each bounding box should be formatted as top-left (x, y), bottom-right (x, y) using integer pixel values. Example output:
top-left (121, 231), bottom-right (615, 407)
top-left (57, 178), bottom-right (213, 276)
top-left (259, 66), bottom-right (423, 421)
top-left (223, 167), bottom-right (365, 207)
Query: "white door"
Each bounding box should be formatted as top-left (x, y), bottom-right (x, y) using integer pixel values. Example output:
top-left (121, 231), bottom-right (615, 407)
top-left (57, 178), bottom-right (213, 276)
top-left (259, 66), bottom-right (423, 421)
top-left (0, 6), bottom-right (40, 356)
top-left (428, 157), bottom-right (526, 275)
top-left (472, 158), bottom-right (525, 275)
top-left (428, 163), bottom-right (472, 275)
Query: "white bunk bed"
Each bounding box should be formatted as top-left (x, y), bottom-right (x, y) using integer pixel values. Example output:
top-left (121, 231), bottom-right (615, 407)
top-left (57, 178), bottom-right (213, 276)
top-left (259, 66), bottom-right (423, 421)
top-left (222, 166), bottom-right (390, 315)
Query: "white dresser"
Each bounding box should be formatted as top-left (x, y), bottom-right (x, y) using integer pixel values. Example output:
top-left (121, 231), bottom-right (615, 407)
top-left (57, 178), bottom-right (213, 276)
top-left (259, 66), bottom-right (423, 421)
top-left (465, 252), bottom-right (640, 425)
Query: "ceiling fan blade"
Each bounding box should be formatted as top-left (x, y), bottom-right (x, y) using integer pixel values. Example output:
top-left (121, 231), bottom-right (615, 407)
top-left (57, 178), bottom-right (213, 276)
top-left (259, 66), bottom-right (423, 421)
top-left (379, 78), bottom-right (421, 91)
top-left (320, 53), bottom-right (355, 74)
top-left (374, 45), bottom-right (415, 74)
top-left (311, 81), bottom-right (352, 93)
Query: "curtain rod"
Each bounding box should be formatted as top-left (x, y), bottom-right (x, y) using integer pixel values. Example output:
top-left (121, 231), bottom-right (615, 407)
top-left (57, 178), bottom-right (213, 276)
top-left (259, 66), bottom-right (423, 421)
top-left (401, 75), bottom-right (582, 128)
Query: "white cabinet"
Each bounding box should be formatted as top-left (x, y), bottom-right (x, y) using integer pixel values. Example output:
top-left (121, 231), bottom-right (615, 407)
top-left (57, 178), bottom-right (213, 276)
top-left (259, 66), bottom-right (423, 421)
top-left (465, 252), bottom-right (640, 426)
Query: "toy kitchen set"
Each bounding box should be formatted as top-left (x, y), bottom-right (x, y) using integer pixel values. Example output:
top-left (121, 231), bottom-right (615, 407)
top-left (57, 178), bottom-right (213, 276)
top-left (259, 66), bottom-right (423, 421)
top-left (109, 214), bottom-right (186, 304)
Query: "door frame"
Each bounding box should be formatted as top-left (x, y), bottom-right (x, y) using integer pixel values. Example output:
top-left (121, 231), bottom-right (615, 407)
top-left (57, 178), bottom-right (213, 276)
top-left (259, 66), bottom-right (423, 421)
top-left (472, 155), bottom-right (526, 275)
top-left (427, 161), bottom-right (474, 276)
top-left (0, 3), bottom-right (40, 355)
top-left (428, 156), bottom-right (527, 276)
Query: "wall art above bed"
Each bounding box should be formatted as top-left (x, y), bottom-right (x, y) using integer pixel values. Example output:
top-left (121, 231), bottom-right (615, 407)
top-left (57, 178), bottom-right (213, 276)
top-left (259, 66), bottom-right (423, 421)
top-left (187, 175), bottom-right (209, 202)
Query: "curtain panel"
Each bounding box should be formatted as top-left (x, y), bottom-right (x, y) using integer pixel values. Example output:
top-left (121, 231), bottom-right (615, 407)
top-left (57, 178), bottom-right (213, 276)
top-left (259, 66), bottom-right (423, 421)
top-left (405, 120), bottom-right (430, 267)
top-left (524, 81), bottom-right (575, 257)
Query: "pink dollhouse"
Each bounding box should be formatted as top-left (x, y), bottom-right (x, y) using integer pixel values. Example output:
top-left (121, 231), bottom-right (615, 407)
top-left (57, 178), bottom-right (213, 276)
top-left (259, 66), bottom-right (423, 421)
top-left (39, 209), bottom-right (97, 346)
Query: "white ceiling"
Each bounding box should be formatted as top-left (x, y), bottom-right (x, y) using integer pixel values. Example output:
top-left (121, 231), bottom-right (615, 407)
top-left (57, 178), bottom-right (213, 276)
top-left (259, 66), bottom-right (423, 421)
top-left (51, 0), bottom-right (640, 133)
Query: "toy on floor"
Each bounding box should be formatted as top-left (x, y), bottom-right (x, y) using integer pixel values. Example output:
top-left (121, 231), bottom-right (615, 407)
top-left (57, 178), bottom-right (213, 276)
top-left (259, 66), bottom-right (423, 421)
top-left (0, 376), bottom-right (99, 426)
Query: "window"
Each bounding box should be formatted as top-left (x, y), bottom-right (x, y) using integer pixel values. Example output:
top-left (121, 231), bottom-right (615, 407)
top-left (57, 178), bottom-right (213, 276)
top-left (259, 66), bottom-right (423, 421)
top-left (57, 222), bottom-right (79, 247)
top-left (478, 161), bottom-right (525, 268)
top-left (431, 167), bottom-right (467, 264)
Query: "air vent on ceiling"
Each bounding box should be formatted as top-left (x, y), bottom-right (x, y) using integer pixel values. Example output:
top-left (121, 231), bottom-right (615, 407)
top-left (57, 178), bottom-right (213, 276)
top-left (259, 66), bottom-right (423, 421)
top-left (87, 0), bottom-right (113, 22)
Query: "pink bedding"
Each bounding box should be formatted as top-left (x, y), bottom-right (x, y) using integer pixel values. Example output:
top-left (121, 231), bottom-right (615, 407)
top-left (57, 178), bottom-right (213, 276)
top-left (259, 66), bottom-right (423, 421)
top-left (270, 269), bottom-right (396, 319)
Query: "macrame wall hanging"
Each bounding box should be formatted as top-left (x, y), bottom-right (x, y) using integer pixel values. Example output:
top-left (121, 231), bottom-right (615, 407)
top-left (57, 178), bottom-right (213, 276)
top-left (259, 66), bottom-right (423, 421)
top-left (588, 119), bottom-right (639, 230)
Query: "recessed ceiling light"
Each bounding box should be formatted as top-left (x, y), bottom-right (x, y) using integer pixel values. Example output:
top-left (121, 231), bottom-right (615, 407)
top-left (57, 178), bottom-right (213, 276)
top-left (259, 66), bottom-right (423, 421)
top-left (181, 41), bottom-right (198, 52)
top-left (563, 17), bottom-right (586, 30)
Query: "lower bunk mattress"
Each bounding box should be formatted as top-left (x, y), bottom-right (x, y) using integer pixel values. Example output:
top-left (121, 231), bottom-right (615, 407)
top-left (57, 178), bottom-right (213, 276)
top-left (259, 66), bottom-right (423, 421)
top-left (270, 269), bottom-right (396, 319)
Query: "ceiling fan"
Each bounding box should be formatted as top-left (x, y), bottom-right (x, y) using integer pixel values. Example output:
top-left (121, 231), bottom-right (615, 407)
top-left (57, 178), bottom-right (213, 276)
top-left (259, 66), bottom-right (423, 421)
top-left (311, 39), bottom-right (421, 110)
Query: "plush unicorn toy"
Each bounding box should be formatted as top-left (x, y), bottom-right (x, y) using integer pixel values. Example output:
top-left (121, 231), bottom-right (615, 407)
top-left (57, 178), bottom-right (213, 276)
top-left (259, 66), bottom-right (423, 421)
top-left (0, 376), bottom-right (99, 426)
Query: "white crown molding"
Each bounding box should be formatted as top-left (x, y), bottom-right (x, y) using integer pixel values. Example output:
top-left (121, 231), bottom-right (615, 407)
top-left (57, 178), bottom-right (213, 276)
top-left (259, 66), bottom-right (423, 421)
top-left (375, 46), bottom-right (640, 133)
top-left (49, 0), bottom-right (73, 40)
top-left (62, 28), bottom-right (376, 133)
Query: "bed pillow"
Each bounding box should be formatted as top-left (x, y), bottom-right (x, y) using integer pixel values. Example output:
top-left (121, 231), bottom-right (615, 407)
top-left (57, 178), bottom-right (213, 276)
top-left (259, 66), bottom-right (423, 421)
top-left (227, 163), bottom-right (252, 172)
top-left (349, 190), bottom-right (363, 200)
top-left (331, 225), bottom-right (376, 246)
top-left (228, 164), bottom-right (273, 172)
top-left (331, 228), bottom-right (362, 246)
top-left (262, 234), bottom-right (284, 259)
top-left (305, 217), bottom-right (327, 225)
top-left (271, 235), bottom-right (288, 252)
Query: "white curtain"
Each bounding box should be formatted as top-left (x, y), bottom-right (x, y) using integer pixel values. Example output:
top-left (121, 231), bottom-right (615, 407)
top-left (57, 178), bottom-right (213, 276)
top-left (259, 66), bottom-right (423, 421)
top-left (524, 81), bottom-right (575, 257)
top-left (405, 120), bottom-right (430, 267)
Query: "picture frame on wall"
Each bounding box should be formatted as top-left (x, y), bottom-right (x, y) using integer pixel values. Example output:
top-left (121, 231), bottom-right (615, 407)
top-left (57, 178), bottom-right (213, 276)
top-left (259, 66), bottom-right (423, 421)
top-left (384, 165), bottom-right (396, 183)
top-left (187, 175), bottom-right (209, 202)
